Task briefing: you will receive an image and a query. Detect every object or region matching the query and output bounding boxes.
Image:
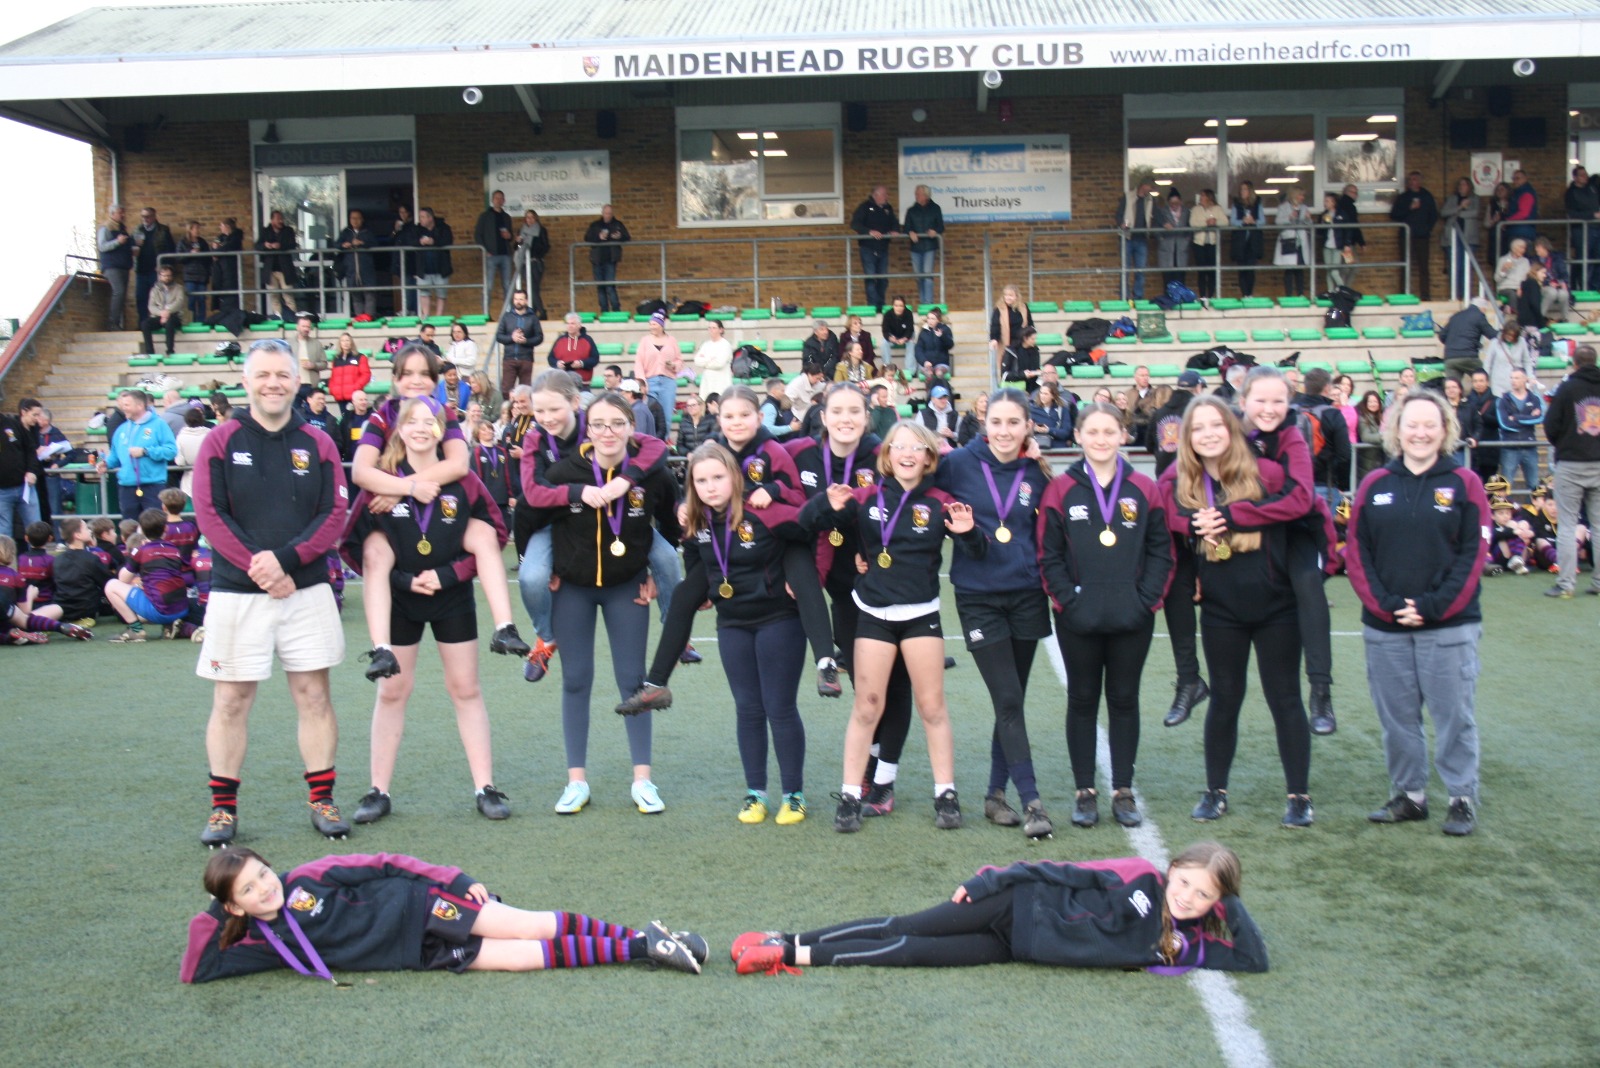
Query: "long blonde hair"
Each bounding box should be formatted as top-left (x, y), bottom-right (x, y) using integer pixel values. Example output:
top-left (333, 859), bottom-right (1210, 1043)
top-left (995, 284), bottom-right (1031, 351)
top-left (1156, 841), bottom-right (1242, 964)
top-left (1174, 397), bottom-right (1262, 561)
top-left (682, 442), bottom-right (746, 538)
top-left (377, 397), bottom-right (445, 474)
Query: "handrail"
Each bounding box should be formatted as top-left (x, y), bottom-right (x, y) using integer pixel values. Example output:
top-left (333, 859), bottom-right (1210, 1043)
top-left (158, 243), bottom-right (493, 320)
top-left (982, 232), bottom-right (997, 394)
top-left (1023, 222), bottom-right (1413, 302)
top-left (0, 272), bottom-right (76, 395)
top-left (1447, 227), bottom-right (1496, 305)
top-left (1488, 218), bottom-right (1599, 296)
top-left (566, 232), bottom-right (945, 313)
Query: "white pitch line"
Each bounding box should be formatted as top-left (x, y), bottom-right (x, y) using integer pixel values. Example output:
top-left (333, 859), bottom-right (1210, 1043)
top-left (1042, 631), bottom-right (1274, 1068)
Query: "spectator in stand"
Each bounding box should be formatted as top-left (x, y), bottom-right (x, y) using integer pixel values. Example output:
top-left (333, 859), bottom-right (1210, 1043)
top-left (1497, 369), bottom-right (1544, 491)
top-left (254, 210), bottom-right (299, 318)
top-left (1355, 390), bottom-right (1387, 480)
top-left (289, 313), bottom-right (325, 398)
top-left (1494, 238), bottom-right (1531, 302)
top-left (177, 220), bottom-right (213, 323)
top-left (833, 342), bottom-right (875, 384)
top-left (446, 322), bottom-right (479, 377)
top-left (1001, 326), bottom-right (1041, 390)
top-left (693, 319), bottom-right (733, 399)
top-left (1542, 344), bottom-right (1600, 598)
top-left (1212, 362), bottom-right (1246, 404)
top-left (1125, 366), bottom-right (1161, 443)
top-left (386, 203), bottom-right (420, 315)
top-left (839, 314), bottom-right (877, 368)
top-left (468, 372), bottom-right (500, 425)
top-left (1155, 189), bottom-right (1191, 290)
top-left (1566, 166), bottom-right (1600, 290)
top-left (176, 406), bottom-right (212, 497)
top-left (31, 407), bottom-right (69, 525)
top-left (336, 389), bottom-right (372, 463)
top-left (1228, 181), bottom-right (1266, 298)
top-left (1190, 189), bottom-right (1227, 299)
top-left (1389, 171), bottom-right (1440, 301)
top-left (1482, 318), bottom-right (1534, 400)
top-left (1443, 376), bottom-right (1475, 465)
top-left (133, 207), bottom-right (176, 326)
top-left (989, 285), bottom-right (1030, 375)
top-left (99, 389), bottom-right (178, 522)
top-left (210, 218), bottom-right (244, 314)
top-left (1318, 191), bottom-right (1359, 292)
top-left (1503, 169), bottom-right (1538, 249)
top-left (303, 388), bottom-right (335, 437)
top-left (919, 385), bottom-right (959, 443)
top-left (433, 362), bottom-right (472, 411)
top-left (583, 205), bottom-right (631, 314)
top-left (634, 310), bottom-right (684, 426)
top-left (103, 507), bottom-right (195, 643)
top-left (1440, 178), bottom-right (1481, 300)
top-left (784, 364), bottom-right (829, 430)
top-left (495, 288), bottom-right (543, 394)
top-left (903, 184), bottom-right (945, 307)
top-left (1515, 262), bottom-right (1549, 332)
top-left (1273, 188), bottom-right (1314, 298)
top-left (881, 296), bottom-right (915, 374)
top-left (140, 264), bottom-right (186, 357)
top-left (1481, 180), bottom-right (1511, 259)
top-left (161, 389), bottom-right (191, 435)
top-left (98, 203), bottom-right (134, 330)
top-left (1440, 298), bottom-right (1498, 378)
top-left (50, 518), bottom-right (110, 627)
top-left (516, 210), bottom-right (551, 318)
top-left (1464, 371), bottom-right (1499, 485)
top-left (619, 379), bottom-right (659, 439)
top-left (1113, 182), bottom-right (1156, 300)
top-left (850, 185), bottom-right (899, 310)
top-left (913, 308), bottom-right (954, 376)
top-left (1530, 236), bottom-right (1572, 322)
top-left (675, 393), bottom-right (716, 455)
top-left (413, 207), bottom-right (455, 319)
top-left (1298, 368), bottom-right (1352, 506)
top-left (475, 190), bottom-right (516, 308)
top-left (802, 319), bottom-right (841, 378)
top-left (867, 383), bottom-right (899, 439)
top-left (326, 333), bottom-right (371, 412)
top-left (414, 322), bottom-right (442, 358)
top-left (334, 209), bottom-right (377, 319)
top-left (1339, 184), bottom-right (1367, 286)
top-left (1030, 381), bottom-right (1075, 450)
top-left (548, 312), bottom-right (599, 376)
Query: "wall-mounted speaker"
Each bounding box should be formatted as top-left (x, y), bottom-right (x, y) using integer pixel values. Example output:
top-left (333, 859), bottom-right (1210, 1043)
top-left (123, 124), bottom-right (146, 153)
top-left (846, 103), bottom-right (868, 132)
top-left (1486, 86), bottom-right (1513, 117)
top-left (596, 110), bottom-right (617, 139)
top-left (1448, 119), bottom-right (1487, 151)
top-left (1506, 116), bottom-right (1547, 148)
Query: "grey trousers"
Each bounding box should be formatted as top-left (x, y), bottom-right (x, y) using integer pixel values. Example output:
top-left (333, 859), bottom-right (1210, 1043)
top-left (1363, 623), bottom-right (1481, 801)
top-left (104, 267), bottom-right (129, 329)
top-left (552, 581), bottom-right (651, 769)
top-left (1553, 460), bottom-right (1600, 591)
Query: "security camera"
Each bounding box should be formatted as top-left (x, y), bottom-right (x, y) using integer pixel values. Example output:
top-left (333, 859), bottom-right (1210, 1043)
top-left (982, 70), bottom-right (1003, 90)
top-left (1512, 58), bottom-right (1536, 78)
top-left (462, 86), bottom-right (484, 105)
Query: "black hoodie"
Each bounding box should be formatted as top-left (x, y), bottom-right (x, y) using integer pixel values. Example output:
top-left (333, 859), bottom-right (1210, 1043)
top-left (1543, 363), bottom-right (1600, 464)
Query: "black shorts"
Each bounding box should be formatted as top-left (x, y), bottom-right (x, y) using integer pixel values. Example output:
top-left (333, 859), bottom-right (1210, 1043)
top-left (391, 609), bottom-right (478, 647)
top-left (855, 608), bottom-right (943, 645)
top-left (418, 887), bottom-right (484, 973)
top-left (955, 588), bottom-right (1052, 650)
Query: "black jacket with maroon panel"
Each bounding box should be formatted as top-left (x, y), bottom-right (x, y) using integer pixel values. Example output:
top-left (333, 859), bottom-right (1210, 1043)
top-left (1159, 458), bottom-right (1296, 626)
top-left (1037, 460), bottom-right (1174, 635)
top-left (785, 433), bottom-right (881, 577)
top-left (536, 441), bottom-right (680, 588)
top-left (684, 501), bottom-right (810, 628)
top-left (798, 477), bottom-right (985, 609)
top-left (718, 426), bottom-right (807, 507)
top-left (1345, 458), bottom-right (1489, 633)
top-left (193, 411), bottom-right (348, 595)
top-left (518, 411), bottom-right (669, 526)
top-left (470, 442), bottom-right (514, 510)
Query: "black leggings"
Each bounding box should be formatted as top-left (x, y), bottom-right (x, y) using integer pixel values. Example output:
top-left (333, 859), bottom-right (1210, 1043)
top-left (720, 615), bottom-right (806, 795)
top-left (969, 638), bottom-right (1039, 802)
top-left (1163, 547), bottom-right (1201, 683)
top-left (1200, 614), bottom-right (1311, 795)
top-left (798, 887), bottom-right (1016, 967)
top-left (1060, 617), bottom-right (1155, 790)
top-left (1287, 526), bottom-right (1333, 688)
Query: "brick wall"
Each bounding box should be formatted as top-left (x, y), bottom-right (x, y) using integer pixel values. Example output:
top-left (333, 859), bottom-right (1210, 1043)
top-left (2, 275), bottom-right (112, 402)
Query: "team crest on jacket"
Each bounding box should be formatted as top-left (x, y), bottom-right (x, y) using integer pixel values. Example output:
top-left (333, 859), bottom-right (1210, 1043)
top-left (1118, 498), bottom-right (1139, 524)
top-left (744, 457), bottom-right (766, 483)
top-left (1017, 481), bottom-right (1033, 508)
top-left (287, 887), bottom-right (322, 915)
top-left (855, 469), bottom-right (876, 487)
top-left (440, 495), bottom-right (459, 520)
top-left (737, 520), bottom-right (755, 543)
top-left (1577, 399), bottom-right (1600, 435)
top-left (1433, 486), bottom-right (1455, 511)
top-left (431, 898), bottom-right (460, 921)
top-left (627, 486), bottom-right (645, 510)
top-left (911, 503), bottom-right (931, 529)
top-left (289, 448), bottom-right (310, 473)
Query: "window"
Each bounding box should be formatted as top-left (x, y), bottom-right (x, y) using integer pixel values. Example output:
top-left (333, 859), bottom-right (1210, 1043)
top-left (1227, 115), bottom-right (1314, 208)
top-left (1325, 115), bottom-right (1399, 211)
top-left (677, 105), bottom-right (842, 226)
top-left (1127, 118), bottom-right (1218, 201)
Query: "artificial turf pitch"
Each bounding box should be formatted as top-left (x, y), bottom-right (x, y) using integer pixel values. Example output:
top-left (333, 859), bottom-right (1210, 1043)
top-left (2, 571), bottom-right (1597, 1067)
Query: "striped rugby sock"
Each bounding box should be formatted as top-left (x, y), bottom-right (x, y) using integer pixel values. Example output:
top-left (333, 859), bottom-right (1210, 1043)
top-left (540, 935), bottom-right (635, 968)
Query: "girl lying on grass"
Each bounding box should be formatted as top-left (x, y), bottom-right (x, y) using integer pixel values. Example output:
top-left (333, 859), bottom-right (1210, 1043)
top-left (182, 849), bottom-right (705, 982)
top-left (731, 841), bottom-right (1266, 975)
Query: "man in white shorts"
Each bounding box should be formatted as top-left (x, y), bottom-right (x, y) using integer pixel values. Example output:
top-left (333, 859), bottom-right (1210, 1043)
top-left (191, 338), bottom-right (351, 847)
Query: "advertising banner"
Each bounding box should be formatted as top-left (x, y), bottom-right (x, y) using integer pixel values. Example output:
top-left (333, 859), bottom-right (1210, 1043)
top-left (484, 151), bottom-right (612, 217)
top-left (899, 137), bottom-right (1071, 222)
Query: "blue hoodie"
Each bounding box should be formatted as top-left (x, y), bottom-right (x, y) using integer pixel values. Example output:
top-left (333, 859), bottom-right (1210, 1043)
top-left (936, 437), bottom-right (1051, 594)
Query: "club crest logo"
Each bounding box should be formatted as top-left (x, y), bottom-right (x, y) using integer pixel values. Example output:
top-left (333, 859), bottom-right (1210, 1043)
top-left (287, 887), bottom-right (321, 915)
top-left (1017, 481), bottom-right (1033, 507)
top-left (911, 504), bottom-right (931, 529)
top-left (583, 55), bottom-right (600, 78)
top-left (628, 487), bottom-right (645, 510)
top-left (744, 457), bottom-right (766, 483)
top-left (289, 448), bottom-right (310, 472)
top-left (1119, 498), bottom-right (1139, 524)
top-left (440, 495), bottom-right (459, 520)
top-left (1577, 399), bottom-right (1600, 436)
top-left (1158, 418), bottom-right (1180, 452)
top-left (431, 898), bottom-right (460, 921)
top-left (737, 520), bottom-right (755, 543)
top-left (1433, 487), bottom-right (1455, 510)
top-left (855, 469), bottom-right (876, 487)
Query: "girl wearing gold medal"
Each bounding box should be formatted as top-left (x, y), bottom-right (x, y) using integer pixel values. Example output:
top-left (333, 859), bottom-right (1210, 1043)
top-left (339, 397), bottom-right (512, 823)
top-left (1037, 403), bottom-right (1174, 831)
top-left (679, 442), bottom-right (813, 825)
top-left (799, 420), bottom-right (984, 834)
top-left (1161, 397), bottom-right (1315, 829)
top-left (535, 392), bottom-right (682, 816)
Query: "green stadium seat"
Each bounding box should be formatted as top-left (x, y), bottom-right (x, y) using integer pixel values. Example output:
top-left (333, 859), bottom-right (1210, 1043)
top-left (1147, 363), bottom-right (1181, 377)
top-left (1108, 364), bottom-right (1136, 378)
top-left (669, 313), bottom-right (700, 323)
top-left (1325, 327), bottom-right (1359, 340)
top-left (1178, 331), bottom-right (1211, 344)
top-left (1337, 360), bottom-right (1371, 375)
top-left (1278, 296), bottom-right (1311, 309)
top-left (1570, 289), bottom-right (1599, 303)
top-left (365, 381), bottom-right (393, 395)
top-left (197, 355), bottom-right (230, 366)
top-left (679, 342), bottom-right (694, 354)
top-left (896, 403), bottom-right (914, 416)
top-left (1180, 302), bottom-right (1204, 311)
top-left (1208, 298), bottom-right (1243, 311)
top-left (223, 387), bottom-right (246, 398)
top-left (86, 426), bottom-right (107, 438)
top-left (1195, 366), bottom-right (1219, 377)
top-left (455, 315), bottom-right (489, 326)
top-left (1372, 359), bottom-right (1410, 373)
top-left (1098, 300), bottom-right (1131, 312)
top-left (1061, 300), bottom-right (1096, 313)
top-left (1026, 301), bottom-right (1059, 315)
top-left (1289, 328), bottom-right (1323, 342)
top-left (1400, 329), bottom-right (1434, 339)
top-left (1588, 321), bottom-right (1600, 335)
top-left (626, 343), bottom-right (639, 355)
top-left (1362, 327), bottom-right (1398, 340)
top-left (320, 316), bottom-right (352, 329)
top-left (1356, 295), bottom-right (1383, 307)
top-left (1214, 330), bottom-right (1248, 343)
top-left (1141, 334), bottom-right (1174, 344)
top-left (1550, 322), bottom-right (1586, 337)
top-left (422, 316), bottom-right (455, 327)
top-left (598, 311), bottom-right (631, 324)
top-left (180, 322), bottom-right (214, 334)
top-left (1133, 300), bottom-right (1160, 311)
top-left (1034, 333), bottom-right (1064, 347)
top-left (128, 356), bottom-right (161, 368)
top-left (596, 343), bottom-right (624, 357)
top-left (846, 305), bottom-right (878, 318)
top-left (740, 308), bottom-right (771, 320)
top-left (775, 307), bottom-right (807, 320)
top-left (163, 354), bottom-right (197, 366)
top-left (772, 339), bottom-right (804, 352)
top-left (1240, 297), bottom-right (1274, 310)
top-left (1314, 298), bottom-right (1332, 308)
top-left (1300, 360), bottom-right (1332, 373)
top-left (1069, 364), bottom-right (1105, 379)
top-left (1536, 356), bottom-right (1568, 371)
top-left (180, 386), bottom-right (206, 399)
top-left (386, 316), bottom-right (419, 329)
top-left (916, 304), bottom-right (947, 315)
top-left (1385, 294), bottom-right (1421, 306)
top-left (1251, 330), bottom-right (1285, 342)
top-left (576, 312), bottom-right (597, 323)
top-left (809, 306), bottom-right (842, 319)
top-left (1105, 335), bottom-right (1137, 345)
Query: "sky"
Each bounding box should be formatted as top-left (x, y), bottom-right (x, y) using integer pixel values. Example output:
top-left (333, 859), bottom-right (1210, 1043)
top-left (0, 1), bottom-right (260, 323)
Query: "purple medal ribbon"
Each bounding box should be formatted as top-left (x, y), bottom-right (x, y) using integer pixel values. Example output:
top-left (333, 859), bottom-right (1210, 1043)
top-left (479, 445), bottom-right (497, 472)
top-left (410, 496), bottom-right (436, 538)
top-left (1203, 472), bottom-right (1219, 507)
top-left (591, 451), bottom-right (625, 544)
top-left (547, 410), bottom-right (584, 464)
top-left (255, 912), bottom-right (335, 983)
top-left (1089, 457), bottom-right (1126, 527)
top-left (827, 442), bottom-right (858, 488)
top-left (981, 462), bottom-right (1027, 527)
top-left (875, 484), bottom-right (914, 553)
top-left (708, 515), bottom-right (736, 581)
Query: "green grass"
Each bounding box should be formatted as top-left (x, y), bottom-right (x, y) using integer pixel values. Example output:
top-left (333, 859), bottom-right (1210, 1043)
top-left (3, 571), bottom-right (1598, 1066)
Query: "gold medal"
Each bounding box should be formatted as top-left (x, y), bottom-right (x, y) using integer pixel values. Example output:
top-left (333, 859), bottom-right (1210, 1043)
top-left (876, 551), bottom-right (892, 569)
top-left (1214, 541), bottom-right (1232, 560)
top-left (828, 530), bottom-right (845, 547)
top-left (1099, 528), bottom-right (1116, 547)
top-left (610, 538), bottom-right (627, 557)
top-left (417, 538), bottom-right (432, 556)
top-left (718, 580), bottom-right (734, 599)
top-left (995, 525), bottom-right (1012, 544)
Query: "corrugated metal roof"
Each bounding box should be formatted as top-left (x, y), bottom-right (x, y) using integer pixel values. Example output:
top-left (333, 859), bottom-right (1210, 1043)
top-left (3, 0), bottom-right (1598, 59)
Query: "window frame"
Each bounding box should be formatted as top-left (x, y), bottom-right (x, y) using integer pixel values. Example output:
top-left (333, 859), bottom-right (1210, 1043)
top-left (675, 103), bottom-right (843, 228)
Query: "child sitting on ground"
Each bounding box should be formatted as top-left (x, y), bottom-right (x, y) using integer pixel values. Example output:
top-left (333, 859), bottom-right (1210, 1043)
top-left (50, 518), bottom-right (113, 627)
top-left (104, 508), bottom-right (196, 643)
top-left (16, 522), bottom-right (55, 608)
top-left (89, 518), bottom-right (124, 572)
top-left (1485, 496), bottom-right (1534, 575)
top-left (1523, 483), bottom-right (1559, 573)
top-left (159, 487), bottom-right (199, 563)
top-left (0, 535), bottom-right (91, 643)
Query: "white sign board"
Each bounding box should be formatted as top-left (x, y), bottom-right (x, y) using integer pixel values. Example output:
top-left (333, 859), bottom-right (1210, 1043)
top-left (898, 136), bottom-right (1071, 223)
top-left (484, 151), bottom-right (612, 217)
top-left (1469, 153), bottom-right (1502, 196)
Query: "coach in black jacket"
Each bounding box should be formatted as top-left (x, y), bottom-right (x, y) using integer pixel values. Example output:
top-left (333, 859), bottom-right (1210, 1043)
top-left (495, 289), bottom-right (545, 394)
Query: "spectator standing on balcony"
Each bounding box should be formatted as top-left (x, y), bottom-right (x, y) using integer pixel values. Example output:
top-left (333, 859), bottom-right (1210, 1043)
top-left (98, 203), bottom-right (134, 330)
top-left (387, 204), bottom-right (420, 315)
top-left (583, 205), bottom-right (631, 314)
top-left (516, 210), bottom-right (551, 319)
top-left (1440, 178), bottom-right (1481, 300)
top-left (133, 207), bottom-right (176, 326)
top-left (255, 210), bottom-right (299, 318)
top-left (1189, 189), bottom-right (1226, 299)
top-left (178, 220), bottom-right (213, 323)
top-left (1228, 182), bottom-right (1266, 298)
top-left (903, 185), bottom-right (945, 308)
top-left (475, 190), bottom-right (516, 310)
top-left (1318, 192), bottom-right (1359, 292)
top-left (1503, 170), bottom-right (1539, 250)
top-left (1113, 182), bottom-right (1156, 300)
top-left (141, 265), bottom-right (186, 357)
top-left (211, 218), bottom-right (244, 314)
top-left (413, 207), bottom-right (455, 320)
top-left (1566, 166), bottom-right (1600, 290)
top-left (1390, 171), bottom-right (1440, 301)
top-left (1273, 188), bottom-right (1314, 298)
top-left (851, 185), bottom-right (899, 311)
top-left (335, 209), bottom-right (377, 319)
top-left (1155, 190), bottom-right (1191, 290)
